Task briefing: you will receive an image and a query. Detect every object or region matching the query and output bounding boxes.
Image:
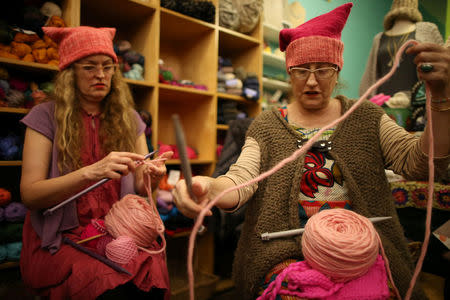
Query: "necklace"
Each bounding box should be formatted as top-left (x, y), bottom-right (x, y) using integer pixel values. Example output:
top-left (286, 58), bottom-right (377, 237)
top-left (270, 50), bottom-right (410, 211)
top-left (386, 33), bottom-right (410, 67)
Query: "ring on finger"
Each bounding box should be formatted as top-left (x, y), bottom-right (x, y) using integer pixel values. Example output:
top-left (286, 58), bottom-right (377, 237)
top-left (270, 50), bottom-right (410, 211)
top-left (419, 63), bottom-right (434, 73)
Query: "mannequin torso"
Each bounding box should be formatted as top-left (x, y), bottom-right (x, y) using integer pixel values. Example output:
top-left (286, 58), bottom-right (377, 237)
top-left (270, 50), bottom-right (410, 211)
top-left (385, 18), bottom-right (416, 36)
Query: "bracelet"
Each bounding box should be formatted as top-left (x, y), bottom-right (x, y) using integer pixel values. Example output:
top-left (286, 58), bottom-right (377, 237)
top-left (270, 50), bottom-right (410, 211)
top-left (430, 98), bottom-right (450, 103)
top-left (430, 105), bottom-right (450, 112)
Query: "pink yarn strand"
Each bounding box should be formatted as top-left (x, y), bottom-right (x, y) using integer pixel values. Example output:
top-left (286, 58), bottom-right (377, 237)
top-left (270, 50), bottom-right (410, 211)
top-left (187, 39), bottom-right (433, 300)
top-left (404, 85), bottom-right (435, 300)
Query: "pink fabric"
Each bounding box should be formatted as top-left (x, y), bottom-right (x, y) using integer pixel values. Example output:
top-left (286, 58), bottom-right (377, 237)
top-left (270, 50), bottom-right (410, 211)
top-left (257, 255), bottom-right (390, 300)
top-left (279, 2), bottom-right (353, 70)
top-left (369, 93), bottom-right (391, 106)
top-left (42, 26), bottom-right (118, 70)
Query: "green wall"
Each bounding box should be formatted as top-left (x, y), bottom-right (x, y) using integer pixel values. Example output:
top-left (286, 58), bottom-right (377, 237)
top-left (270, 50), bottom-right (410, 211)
top-left (448, 0), bottom-right (450, 39)
top-left (287, 0), bottom-right (446, 98)
top-left (419, 0), bottom-right (446, 38)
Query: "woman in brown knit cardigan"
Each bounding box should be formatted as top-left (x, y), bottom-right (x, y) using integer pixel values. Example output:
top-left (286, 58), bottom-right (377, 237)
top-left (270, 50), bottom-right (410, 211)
top-left (173, 3), bottom-right (450, 299)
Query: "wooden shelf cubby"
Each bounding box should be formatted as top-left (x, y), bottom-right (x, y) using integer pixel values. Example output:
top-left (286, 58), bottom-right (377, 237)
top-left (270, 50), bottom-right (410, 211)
top-left (0, 0), bottom-right (263, 298)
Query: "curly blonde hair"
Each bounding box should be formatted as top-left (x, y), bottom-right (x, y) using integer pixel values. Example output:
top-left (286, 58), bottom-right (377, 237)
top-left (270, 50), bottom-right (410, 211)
top-left (52, 67), bottom-right (137, 173)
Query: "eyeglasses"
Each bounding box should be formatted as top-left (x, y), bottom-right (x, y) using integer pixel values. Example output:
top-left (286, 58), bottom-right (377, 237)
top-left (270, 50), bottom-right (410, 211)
top-left (289, 66), bottom-right (338, 80)
top-left (75, 63), bottom-right (117, 76)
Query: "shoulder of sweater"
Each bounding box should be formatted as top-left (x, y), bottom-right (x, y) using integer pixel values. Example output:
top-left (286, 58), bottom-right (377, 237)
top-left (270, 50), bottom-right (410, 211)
top-left (336, 95), bottom-right (384, 115)
top-left (416, 22), bottom-right (444, 44)
top-left (374, 31), bottom-right (383, 41)
top-left (250, 110), bottom-right (278, 126)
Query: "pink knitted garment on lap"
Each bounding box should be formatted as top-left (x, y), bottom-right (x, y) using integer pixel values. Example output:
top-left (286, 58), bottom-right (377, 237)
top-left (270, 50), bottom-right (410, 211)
top-left (258, 255), bottom-right (389, 300)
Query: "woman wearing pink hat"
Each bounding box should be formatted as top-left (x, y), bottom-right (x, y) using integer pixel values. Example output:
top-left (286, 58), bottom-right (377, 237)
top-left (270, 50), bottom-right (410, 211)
top-left (19, 26), bottom-right (172, 299)
top-left (173, 3), bottom-right (449, 299)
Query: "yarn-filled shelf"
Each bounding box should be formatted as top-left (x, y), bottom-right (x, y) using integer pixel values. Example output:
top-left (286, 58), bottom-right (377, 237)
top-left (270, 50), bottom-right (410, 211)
top-left (123, 78), bottom-right (155, 88)
top-left (0, 107), bottom-right (29, 114)
top-left (0, 57), bottom-right (58, 73)
top-left (216, 124), bottom-right (229, 131)
top-left (217, 92), bottom-right (251, 103)
top-left (0, 261), bottom-right (19, 270)
top-left (0, 161), bottom-right (22, 166)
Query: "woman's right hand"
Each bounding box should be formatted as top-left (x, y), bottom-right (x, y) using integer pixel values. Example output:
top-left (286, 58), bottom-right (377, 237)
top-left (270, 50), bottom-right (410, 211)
top-left (83, 151), bottom-right (146, 181)
top-left (172, 176), bottom-right (213, 219)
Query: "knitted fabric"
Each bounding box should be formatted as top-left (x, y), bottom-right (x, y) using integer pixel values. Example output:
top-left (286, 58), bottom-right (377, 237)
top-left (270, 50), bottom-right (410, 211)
top-left (258, 255), bottom-right (389, 300)
top-left (279, 3), bottom-right (352, 71)
top-left (232, 96), bottom-right (425, 300)
top-left (383, 0), bottom-right (423, 31)
top-left (359, 22), bottom-right (443, 98)
top-left (42, 26), bottom-right (118, 70)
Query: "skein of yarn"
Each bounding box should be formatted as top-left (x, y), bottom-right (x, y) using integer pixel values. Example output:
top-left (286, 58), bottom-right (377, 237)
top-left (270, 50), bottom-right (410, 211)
top-left (257, 209), bottom-right (385, 300)
top-left (106, 236), bottom-right (138, 264)
top-left (105, 176), bottom-right (166, 255)
top-left (0, 187), bottom-right (11, 206)
top-left (4, 201), bottom-right (27, 222)
top-left (302, 208), bottom-right (379, 282)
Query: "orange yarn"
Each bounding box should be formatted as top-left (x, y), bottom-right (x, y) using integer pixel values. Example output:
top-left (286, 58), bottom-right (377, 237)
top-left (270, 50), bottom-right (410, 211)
top-left (0, 188), bottom-right (12, 206)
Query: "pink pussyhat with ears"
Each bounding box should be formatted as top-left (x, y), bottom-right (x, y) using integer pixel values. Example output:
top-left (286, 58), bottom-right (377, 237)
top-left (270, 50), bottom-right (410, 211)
top-left (42, 26), bottom-right (118, 70)
top-left (279, 2), bottom-right (353, 72)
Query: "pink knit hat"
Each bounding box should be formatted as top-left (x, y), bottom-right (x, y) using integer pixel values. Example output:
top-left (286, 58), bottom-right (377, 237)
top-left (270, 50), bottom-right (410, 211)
top-left (279, 2), bottom-right (353, 72)
top-left (42, 26), bottom-right (118, 70)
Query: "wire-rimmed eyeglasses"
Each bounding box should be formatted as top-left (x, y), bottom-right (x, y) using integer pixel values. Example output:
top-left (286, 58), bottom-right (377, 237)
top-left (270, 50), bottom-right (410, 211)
top-left (75, 63), bottom-right (117, 76)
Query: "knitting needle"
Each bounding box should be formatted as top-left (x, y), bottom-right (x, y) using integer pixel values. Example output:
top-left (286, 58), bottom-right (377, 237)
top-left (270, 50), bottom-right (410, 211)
top-left (76, 233), bottom-right (106, 244)
top-left (260, 216), bottom-right (392, 241)
top-left (63, 236), bottom-right (132, 276)
top-left (172, 114), bottom-right (206, 234)
top-left (44, 150), bottom-right (158, 216)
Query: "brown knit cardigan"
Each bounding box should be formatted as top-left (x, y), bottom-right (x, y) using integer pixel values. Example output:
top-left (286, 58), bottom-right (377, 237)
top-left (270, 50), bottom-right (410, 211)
top-left (232, 96), bottom-right (426, 299)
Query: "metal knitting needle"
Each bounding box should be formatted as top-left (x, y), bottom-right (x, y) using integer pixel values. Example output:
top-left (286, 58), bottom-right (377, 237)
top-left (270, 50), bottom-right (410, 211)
top-left (260, 216), bottom-right (392, 241)
top-left (63, 236), bottom-right (132, 276)
top-left (43, 150), bottom-right (158, 216)
top-left (172, 114), bottom-right (206, 234)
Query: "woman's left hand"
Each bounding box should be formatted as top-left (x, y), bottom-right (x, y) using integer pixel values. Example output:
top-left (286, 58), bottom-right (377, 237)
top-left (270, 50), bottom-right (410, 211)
top-left (406, 42), bottom-right (450, 100)
top-left (144, 151), bottom-right (174, 185)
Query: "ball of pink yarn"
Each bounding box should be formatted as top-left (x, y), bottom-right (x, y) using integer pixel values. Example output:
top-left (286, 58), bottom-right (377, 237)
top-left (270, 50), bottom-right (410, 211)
top-left (105, 236), bottom-right (138, 264)
top-left (301, 208), bottom-right (379, 283)
top-left (105, 194), bottom-right (165, 253)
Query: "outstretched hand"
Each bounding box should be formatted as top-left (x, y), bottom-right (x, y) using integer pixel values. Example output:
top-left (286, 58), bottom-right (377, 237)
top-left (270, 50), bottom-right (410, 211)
top-left (172, 176), bottom-right (213, 219)
top-left (406, 42), bottom-right (450, 100)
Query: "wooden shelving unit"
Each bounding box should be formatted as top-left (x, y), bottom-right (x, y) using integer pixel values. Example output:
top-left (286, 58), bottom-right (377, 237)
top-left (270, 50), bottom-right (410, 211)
top-left (0, 0), bottom-right (263, 298)
top-left (261, 21), bottom-right (290, 112)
